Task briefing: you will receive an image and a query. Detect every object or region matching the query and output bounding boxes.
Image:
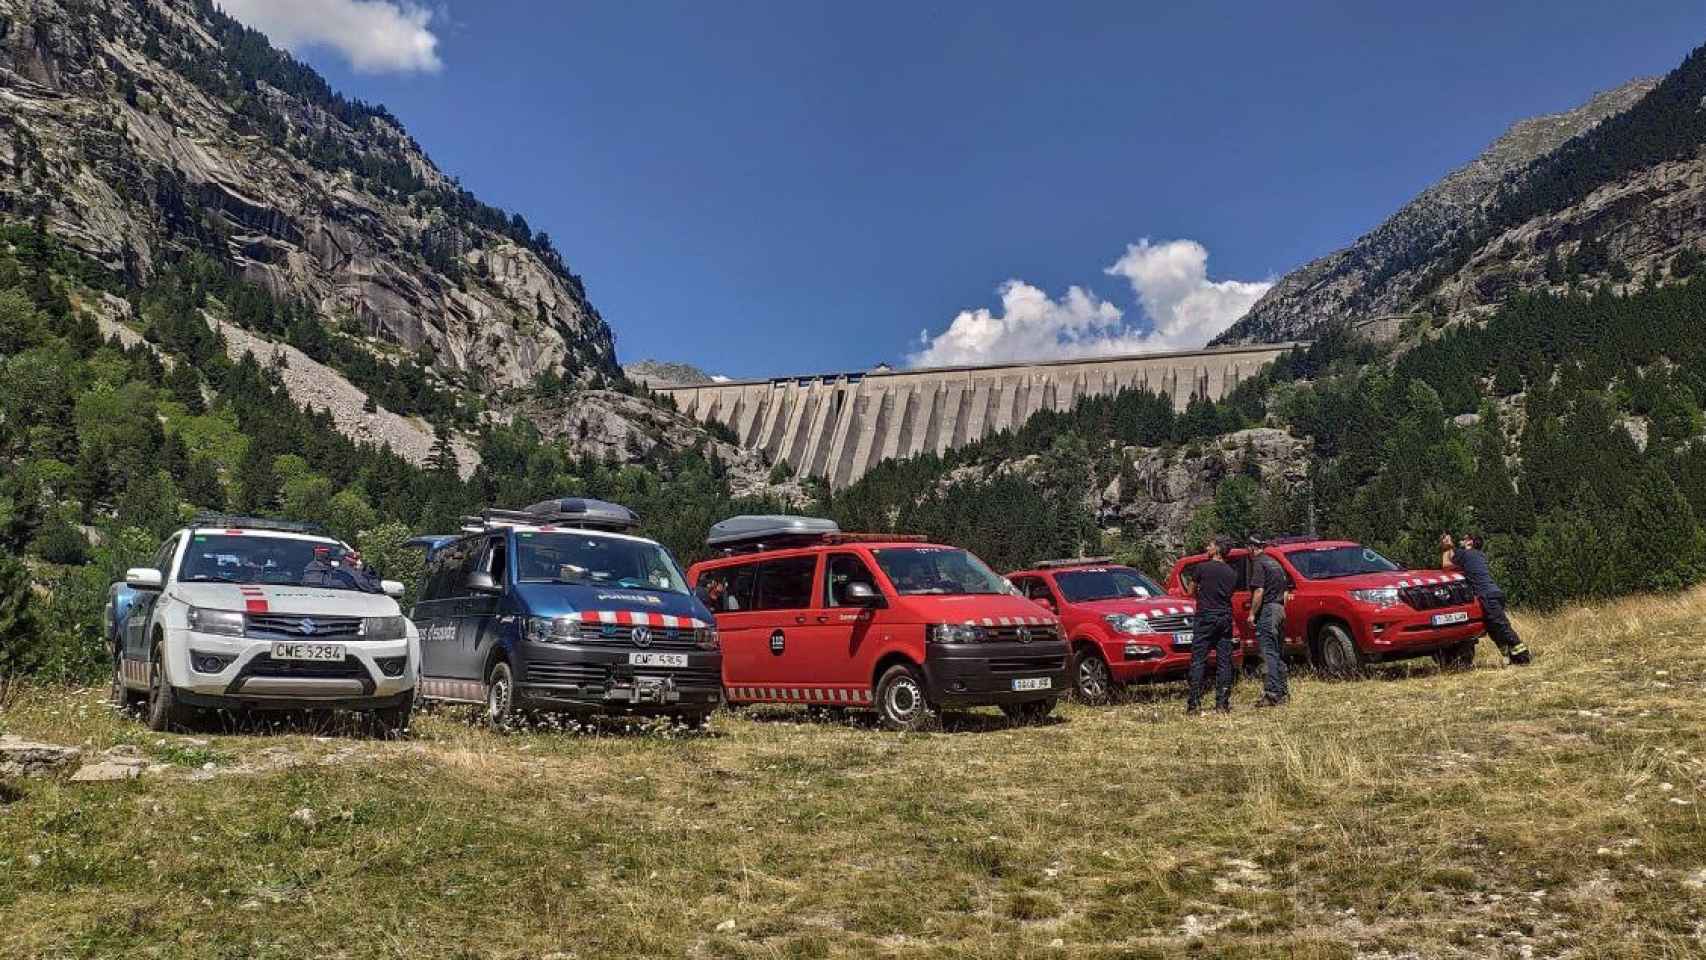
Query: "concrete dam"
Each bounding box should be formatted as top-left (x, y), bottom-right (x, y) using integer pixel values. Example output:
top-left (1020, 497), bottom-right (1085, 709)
top-left (654, 343), bottom-right (1302, 489)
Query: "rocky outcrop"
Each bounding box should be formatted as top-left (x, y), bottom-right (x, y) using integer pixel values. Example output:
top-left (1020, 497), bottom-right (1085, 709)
top-left (1215, 79), bottom-right (1659, 344)
top-left (1102, 428), bottom-right (1310, 554)
top-left (0, 0), bottom-right (618, 392)
top-left (511, 390), bottom-right (805, 502)
top-left (625, 360), bottom-right (722, 387)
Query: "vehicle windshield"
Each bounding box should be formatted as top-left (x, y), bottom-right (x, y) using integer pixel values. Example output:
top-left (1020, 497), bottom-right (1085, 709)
top-left (514, 531), bottom-right (689, 594)
top-left (177, 535), bottom-right (383, 593)
top-left (1055, 566), bottom-right (1164, 603)
top-left (872, 547), bottom-right (1007, 596)
top-left (1285, 545), bottom-right (1400, 580)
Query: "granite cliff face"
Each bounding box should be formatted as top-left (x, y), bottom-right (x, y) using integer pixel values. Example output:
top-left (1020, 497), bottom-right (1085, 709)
top-left (0, 0), bottom-right (617, 393)
top-left (1214, 78), bottom-right (1662, 343)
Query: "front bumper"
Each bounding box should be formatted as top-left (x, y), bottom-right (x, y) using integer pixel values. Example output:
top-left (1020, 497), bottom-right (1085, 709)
top-left (1101, 633), bottom-right (1240, 683)
top-left (514, 640), bottom-right (723, 714)
top-left (1356, 605), bottom-right (1484, 659)
top-left (922, 640), bottom-right (1069, 707)
top-left (166, 627), bottom-right (416, 710)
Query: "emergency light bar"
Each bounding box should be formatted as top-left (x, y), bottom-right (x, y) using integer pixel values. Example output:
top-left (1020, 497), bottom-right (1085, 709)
top-left (187, 514), bottom-right (332, 537)
top-left (1032, 556), bottom-right (1117, 569)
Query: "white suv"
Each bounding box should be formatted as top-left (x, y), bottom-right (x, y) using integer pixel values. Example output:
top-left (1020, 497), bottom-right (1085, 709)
top-left (107, 516), bottom-right (420, 733)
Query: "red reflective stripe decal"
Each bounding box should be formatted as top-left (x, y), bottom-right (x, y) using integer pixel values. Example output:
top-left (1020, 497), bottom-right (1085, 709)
top-left (245, 598), bottom-right (269, 613)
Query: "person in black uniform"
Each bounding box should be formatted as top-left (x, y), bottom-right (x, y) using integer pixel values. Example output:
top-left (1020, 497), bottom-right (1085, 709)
top-left (1186, 536), bottom-right (1239, 714)
top-left (1440, 532), bottom-right (1531, 665)
top-left (1247, 537), bottom-right (1291, 707)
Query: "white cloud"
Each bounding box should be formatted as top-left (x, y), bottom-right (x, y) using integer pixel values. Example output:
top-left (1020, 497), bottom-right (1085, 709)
top-left (907, 238), bottom-right (1270, 368)
top-left (220, 0), bottom-right (444, 74)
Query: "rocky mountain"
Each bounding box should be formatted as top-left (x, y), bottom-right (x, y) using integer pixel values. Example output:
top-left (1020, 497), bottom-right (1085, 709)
top-left (0, 0), bottom-right (618, 394)
top-left (624, 359), bottom-right (722, 387)
top-left (1214, 75), bottom-right (1664, 344)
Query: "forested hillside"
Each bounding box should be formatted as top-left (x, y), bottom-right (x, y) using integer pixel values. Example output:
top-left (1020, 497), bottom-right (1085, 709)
top-left (825, 279), bottom-right (1706, 609)
top-left (0, 222), bottom-right (783, 685)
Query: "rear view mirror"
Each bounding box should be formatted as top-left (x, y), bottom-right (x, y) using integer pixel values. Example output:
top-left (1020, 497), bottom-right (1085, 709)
top-left (843, 582), bottom-right (881, 606)
top-left (125, 567), bottom-right (163, 590)
top-left (467, 572), bottom-right (500, 594)
top-left (381, 579), bottom-right (405, 599)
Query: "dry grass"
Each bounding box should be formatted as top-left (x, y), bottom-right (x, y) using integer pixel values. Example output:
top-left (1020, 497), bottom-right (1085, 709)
top-left (2, 590), bottom-right (1704, 959)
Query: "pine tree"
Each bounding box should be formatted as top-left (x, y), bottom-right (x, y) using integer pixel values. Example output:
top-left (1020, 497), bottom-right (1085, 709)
top-left (166, 361), bottom-right (205, 414)
top-left (0, 553), bottom-right (42, 687)
top-left (427, 422), bottom-right (459, 476)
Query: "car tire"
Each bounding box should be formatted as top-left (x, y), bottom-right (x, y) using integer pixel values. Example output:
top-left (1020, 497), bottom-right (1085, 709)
top-left (1071, 647), bottom-right (1115, 704)
top-left (676, 711), bottom-right (711, 731)
top-left (1316, 624), bottom-right (1364, 679)
top-left (874, 663), bottom-right (935, 732)
top-left (109, 651), bottom-right (140, 714)
top-left (370, 691), bottom-right (415, 738)
top-left (1433, 639), bottom-right (1477, 671)
top-left (485, 661), bottom-right (517, 729)
top-left (145, 643), bottom-right (192, 732)
top-left (1001, 698), bottom-right (1058, 724)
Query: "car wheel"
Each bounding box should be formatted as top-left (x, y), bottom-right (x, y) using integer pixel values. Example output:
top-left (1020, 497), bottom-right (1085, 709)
top-left (485, 661), bottom-right (517, 728)
top-left (145, 643), bottom-right (192, 732)
top-left (1316, 624), bottom-right (1364, 679)
top-left (874, 663), bottom-right (935, 732)
top-left (1072, 648), bottom-right (1115, 704)
top-left (370, 691), bottom-right (415, 738)
top-left (676, 711), bottom-right (711, 731)
top-left (1433, 639), bottom-right (1477, 671)
top-left (1001, 698), bottom-right (1058, 724)
top-left (109, 651), bottom-right (136, 713)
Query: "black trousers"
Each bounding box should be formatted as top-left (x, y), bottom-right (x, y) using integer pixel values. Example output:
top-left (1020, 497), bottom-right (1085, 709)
top-left (1187, 612), bottom-right (1235, 709)
top-left (1480, 595), bottom-right (1529, 661)
top-left (1256, 602), bottom-right (1288, 700)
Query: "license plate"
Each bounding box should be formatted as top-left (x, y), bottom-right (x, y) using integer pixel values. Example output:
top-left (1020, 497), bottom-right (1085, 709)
top-left (1432, 611), bottom-right (1470, 626)
top-left (1012, 677), bottom-right (1051, 692)
top-left (629, 652), bottom-right (688, 668)
top-left (271, 642), bottom-right (344, 661)
top-left (1174, 632), bottom-right (1193, 647)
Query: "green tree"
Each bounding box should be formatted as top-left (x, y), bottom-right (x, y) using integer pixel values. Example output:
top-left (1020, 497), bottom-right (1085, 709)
top-left (0, 553), bottom-right (41, 691)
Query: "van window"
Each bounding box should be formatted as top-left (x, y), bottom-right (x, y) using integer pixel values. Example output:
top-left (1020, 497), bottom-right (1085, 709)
top-left (423, 537), bottom-right (479, 601)
top-left (698, 563), bottom-right (757, 612)
top-left (824, 553), bottom-right (878, 607)
top-left (754, 555), bottom-right (818, 610)
top-left (484, 536), bottom-right (508, 584)
top-left (1011, 576), bottom-right (1053, 604)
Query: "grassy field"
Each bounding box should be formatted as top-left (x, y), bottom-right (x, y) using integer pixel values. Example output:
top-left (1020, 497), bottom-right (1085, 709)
top-left (2, 590), bottom-right (1704, 959)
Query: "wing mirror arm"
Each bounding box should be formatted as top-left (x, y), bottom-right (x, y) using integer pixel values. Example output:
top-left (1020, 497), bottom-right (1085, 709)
top-left (843, 582), bottom-right (885, 608)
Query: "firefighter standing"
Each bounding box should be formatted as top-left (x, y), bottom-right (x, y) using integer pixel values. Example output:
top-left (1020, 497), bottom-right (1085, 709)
top-left (1247, 537), bottom-right (1291, 707)
top-left (1186, 536), bottom-right (1238, 714)
top-left (1440, 532), bottom-right (1532, 665)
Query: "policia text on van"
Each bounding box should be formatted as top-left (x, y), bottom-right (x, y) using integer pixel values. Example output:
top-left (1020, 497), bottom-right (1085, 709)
top-left (407, 498), bottom-right (722, 726)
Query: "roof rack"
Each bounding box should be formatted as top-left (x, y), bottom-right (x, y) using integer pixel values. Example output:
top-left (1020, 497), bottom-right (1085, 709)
top-left (706, 515), bottom-right (926, 554)
top-left (187, 514), bottom-right (332, 537)
top-left (457, 497), bottom-right (641, 534)
top-left (1032, 556), bottom-right (1117, 569)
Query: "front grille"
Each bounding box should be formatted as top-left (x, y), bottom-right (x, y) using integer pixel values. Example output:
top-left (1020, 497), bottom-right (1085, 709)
top-left (571, 622), bottom-right (700, 649)
top-left (989, 655), bottom-right (1068, 674)
top-left (526, 662), bottom-right (610, 686)
top-left (1145, 613), bottom-right (1194, 633)
top-left (242, 654), bottom-right (369, 681)
top-left (246, 613), bottom-right (362, 640)
top-left (983, 624), bottom-right (1061, 644)
top-left (1400, 582), bottom-right (1474, 611)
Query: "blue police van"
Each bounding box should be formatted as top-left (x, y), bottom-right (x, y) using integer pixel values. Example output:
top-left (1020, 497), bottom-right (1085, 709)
top-left (408, 498), bottom-right (722, 726)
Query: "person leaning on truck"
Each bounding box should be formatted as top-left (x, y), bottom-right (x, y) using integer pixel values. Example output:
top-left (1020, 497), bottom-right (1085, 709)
top-left (1247, 537), bottom-right (1291, 707)
top-left (1186, 536), bottom-right (1238, 715)
top-left (1440, 532), bottom-right (1532, 666)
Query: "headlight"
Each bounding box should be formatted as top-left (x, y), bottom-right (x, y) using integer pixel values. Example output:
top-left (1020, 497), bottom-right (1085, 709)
top-left (1104, 613), bottom-right (1154, 635)
top-left (695, 626), bottom-right (720, 651)
top-left (1350, 588), bottom-right (1402, 608)
top-left (524, 616), bottom-right (576, 643)
top-left (359, 616), bottom-right (408, 641)
top-left (928, 623), bottom-right (985, 644)
top-left (186, 607), bottom-right (245, 637)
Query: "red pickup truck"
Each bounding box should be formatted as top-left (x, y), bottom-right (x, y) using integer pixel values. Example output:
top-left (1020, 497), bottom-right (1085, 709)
top-left (1007, 558), bottom-right (1238, 702)
top-left (1164, 538), bottom-right (1485, 676)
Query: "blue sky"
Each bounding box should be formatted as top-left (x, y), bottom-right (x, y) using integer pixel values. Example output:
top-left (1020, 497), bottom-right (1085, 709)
top-left (225, 1), bottom-right (1701, 379)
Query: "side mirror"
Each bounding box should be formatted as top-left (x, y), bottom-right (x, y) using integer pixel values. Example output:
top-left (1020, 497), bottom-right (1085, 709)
top-left (1036, 596), bottom-right (1056, 612)
top-left (125, 567), bottom-right (163, 590)
top-left (466, 572), bottom-right (500, 594)
top-left (843, 582), bottom-right (881, 607)
top-left (381, 580), bottom-right (405, 599)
